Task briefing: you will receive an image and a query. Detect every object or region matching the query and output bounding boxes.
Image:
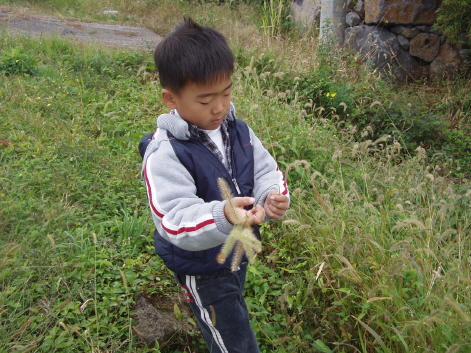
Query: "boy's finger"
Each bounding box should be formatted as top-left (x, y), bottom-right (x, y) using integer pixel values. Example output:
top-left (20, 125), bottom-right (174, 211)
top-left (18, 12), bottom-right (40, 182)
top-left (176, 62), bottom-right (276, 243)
top-left (253, 204), bottom-right (265, 215)
top-left (266, 208), bottom-right (280, 219)
top-left (270, 194), bottom-right (287, 201)
top-left (267, 199), bottom-right (287, 209)
top-left (266, 203), bottom-right (286, 218)
top-left (232, 197), bottom-right (255, 207)
top-left (267, 204), bottom-right (283, 215)
top-left (250, 205), bottom-right (265, 224)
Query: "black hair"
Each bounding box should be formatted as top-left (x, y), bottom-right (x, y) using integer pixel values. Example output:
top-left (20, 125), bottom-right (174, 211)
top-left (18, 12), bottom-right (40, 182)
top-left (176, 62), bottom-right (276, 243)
top-left (154, 18), bottom-right (234, 94)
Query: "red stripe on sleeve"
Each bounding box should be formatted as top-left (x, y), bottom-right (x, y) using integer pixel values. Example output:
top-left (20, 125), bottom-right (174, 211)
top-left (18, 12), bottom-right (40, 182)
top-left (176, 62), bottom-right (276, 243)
top-left (144, 163), bottom-right (164, 218)
top-left (145, 159), bottom-right (215, 236)
top-left (276, 166), bottom-right (289, 195)
top-left (162, 218), bottom-right (215, 236)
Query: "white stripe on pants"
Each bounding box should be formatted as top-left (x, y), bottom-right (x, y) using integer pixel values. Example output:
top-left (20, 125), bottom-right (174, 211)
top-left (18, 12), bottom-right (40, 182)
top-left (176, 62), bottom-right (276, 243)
top-left (185, 275), bottom-right (229, 353)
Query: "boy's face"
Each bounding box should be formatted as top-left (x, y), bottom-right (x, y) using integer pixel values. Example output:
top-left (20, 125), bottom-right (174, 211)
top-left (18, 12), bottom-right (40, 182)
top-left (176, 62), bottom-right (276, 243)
top-left (161, 76), bottom-right (232, 130)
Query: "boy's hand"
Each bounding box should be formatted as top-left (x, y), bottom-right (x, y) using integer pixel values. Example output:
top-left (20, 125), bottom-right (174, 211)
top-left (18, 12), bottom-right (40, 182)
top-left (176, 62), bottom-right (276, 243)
top-left (224, 197), bottom-right (266, 226)
top-left (264, 191), bottom-right (289, 219)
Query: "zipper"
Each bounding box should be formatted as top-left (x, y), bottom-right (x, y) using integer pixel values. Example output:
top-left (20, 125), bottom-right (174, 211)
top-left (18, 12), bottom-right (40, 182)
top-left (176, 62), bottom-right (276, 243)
top-left (191, 136), bottom-right (241, 196)
top-left (232, 178), bottom-right (241, 195)
top-left (229, 121), bottom-right (241, 196)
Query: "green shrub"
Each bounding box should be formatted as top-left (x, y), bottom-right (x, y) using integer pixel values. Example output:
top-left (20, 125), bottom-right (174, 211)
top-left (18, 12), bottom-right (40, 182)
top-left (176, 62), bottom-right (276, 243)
top-left (436, 0), bottom-right (471, 68)
top-left (353, 102), bottom-right (448, 151)
top-left (0, 48), bottom-right (37, 76)
top-left (431, 125), bottom-right (471, 179)
top-left (436, 0), bottom-right (471, 47)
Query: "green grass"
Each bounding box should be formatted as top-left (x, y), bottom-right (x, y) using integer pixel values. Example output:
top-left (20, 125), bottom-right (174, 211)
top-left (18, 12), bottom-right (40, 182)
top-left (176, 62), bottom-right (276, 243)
top-left (0, 34), bottom-right (179, 352)
top-left (1, 2), bottom-right (471, 352)
top-left (234, 62), bottom-right (471, 352)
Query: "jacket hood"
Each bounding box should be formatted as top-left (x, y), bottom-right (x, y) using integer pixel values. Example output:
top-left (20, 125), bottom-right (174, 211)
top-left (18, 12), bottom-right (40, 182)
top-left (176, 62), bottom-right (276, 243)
top-left (142, 102), bottom-right (236, 168)
top-left (157, 102), bottom-right (236, 140)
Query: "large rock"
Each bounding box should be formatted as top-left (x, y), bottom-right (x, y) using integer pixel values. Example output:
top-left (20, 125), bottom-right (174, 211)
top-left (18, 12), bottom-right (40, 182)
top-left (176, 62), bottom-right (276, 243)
top-left (133, 295), bottom-right (194, 347)
top-left (364, 0), bottom-right (440, 25)
top-left (320, 0), bottom-right (348, 45)
top-left (390, 25), bottom-right (421, 39)
top-left (290, 0), bottom-right (321, 32)
top-left (355, 0), bottom-right (365, 19)
top-left (430, 43), bottom-right (464, 77)
top-left (409, 32), bottom-right (440, 62)
top-left (355, 0), bottom-right (365, 12)
top-left (346, 11), bottom-right (361, 27)
top-left (344, 25), bottom-right (421, 81)
top-left (398, 35), bottom-right (410, 50)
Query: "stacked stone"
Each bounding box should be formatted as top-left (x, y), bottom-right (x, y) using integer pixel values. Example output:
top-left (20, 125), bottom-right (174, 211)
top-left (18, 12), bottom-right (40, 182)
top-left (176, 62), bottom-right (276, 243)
top-left (290, 0), bottom-right (465, 81)
top-left (344, 0), bottom-right (464, 80)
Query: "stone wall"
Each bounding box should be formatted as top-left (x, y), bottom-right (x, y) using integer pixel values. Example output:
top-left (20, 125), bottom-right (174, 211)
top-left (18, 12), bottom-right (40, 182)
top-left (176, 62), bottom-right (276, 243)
top-left (364, 0), bottom-right (438, 25)
top-left (290, 0), bottom-right (321, 32)
top-left (291, 0), bottom-right (465, 80)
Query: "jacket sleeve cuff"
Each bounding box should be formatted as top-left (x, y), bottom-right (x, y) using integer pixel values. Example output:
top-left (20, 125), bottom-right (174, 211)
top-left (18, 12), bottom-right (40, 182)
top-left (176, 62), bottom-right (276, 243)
top-left (258, 188), bottom-right (290, 222)
top-left (256, 186), bottom-right (278, 207)
top-left (213, 200), bottom-right (234, 235)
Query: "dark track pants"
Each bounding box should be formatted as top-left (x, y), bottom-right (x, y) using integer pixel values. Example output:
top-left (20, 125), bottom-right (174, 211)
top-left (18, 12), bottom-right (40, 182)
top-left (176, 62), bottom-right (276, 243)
top-left (175, 262), bottom-right (260, 353)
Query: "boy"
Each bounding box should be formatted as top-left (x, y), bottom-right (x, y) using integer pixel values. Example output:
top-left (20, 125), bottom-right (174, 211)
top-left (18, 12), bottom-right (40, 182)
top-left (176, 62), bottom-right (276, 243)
top-left (141, 18), bottom-right (289, 352)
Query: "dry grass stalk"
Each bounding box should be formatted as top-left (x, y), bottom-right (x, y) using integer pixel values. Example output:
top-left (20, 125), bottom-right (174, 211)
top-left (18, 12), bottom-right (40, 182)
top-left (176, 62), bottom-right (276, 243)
top-left (216, 178), bottom-right (262, 271)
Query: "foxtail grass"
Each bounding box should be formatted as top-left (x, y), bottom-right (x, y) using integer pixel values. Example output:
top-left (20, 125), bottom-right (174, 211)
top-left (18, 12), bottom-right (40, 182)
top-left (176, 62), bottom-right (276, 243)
top-left (216, 178), bottom-right (262, 271)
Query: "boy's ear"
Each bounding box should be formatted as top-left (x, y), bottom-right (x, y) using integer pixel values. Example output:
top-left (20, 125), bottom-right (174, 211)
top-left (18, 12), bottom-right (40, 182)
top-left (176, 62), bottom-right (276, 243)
top-left (161, 89), bottom-right (178, 109)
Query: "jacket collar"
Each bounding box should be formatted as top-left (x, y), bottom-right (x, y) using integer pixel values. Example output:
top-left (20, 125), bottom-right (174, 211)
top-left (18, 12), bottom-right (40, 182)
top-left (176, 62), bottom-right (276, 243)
top-left (156, 102), bottom-right (236, 141)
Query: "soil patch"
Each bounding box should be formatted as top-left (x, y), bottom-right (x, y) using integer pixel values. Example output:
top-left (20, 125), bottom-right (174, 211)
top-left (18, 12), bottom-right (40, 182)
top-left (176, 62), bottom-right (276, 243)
top-left (0, 8), bottom-right (162, 50)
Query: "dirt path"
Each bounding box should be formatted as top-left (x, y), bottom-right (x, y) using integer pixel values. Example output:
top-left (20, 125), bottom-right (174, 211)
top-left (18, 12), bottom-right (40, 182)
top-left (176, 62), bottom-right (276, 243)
top-left (0, 8), bottom-right (162, 50)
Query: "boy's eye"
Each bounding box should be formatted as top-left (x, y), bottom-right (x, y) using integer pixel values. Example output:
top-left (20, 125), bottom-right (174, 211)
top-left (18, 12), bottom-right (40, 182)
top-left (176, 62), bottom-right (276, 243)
top-left (199, 101), bottom-right (210, 105)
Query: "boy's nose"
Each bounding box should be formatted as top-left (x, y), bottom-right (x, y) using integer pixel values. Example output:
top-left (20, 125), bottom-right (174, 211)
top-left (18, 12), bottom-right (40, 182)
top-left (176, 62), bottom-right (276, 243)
top-left (212, 98), bottom-right (225, 115)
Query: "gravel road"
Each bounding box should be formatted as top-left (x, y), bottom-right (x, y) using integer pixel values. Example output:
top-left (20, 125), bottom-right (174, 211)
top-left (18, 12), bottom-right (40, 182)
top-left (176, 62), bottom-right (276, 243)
top-left (0, 8), bottom-right (162, 50)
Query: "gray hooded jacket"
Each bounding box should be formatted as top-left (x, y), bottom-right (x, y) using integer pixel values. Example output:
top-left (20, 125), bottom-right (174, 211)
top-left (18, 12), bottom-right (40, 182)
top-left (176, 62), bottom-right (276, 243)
top-left (142, 103), bottom-right (288, 255)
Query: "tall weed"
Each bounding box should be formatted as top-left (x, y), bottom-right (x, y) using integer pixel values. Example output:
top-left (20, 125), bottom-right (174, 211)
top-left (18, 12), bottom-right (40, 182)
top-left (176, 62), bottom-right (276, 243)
top-left (235, 50), bottom-right (471, 352)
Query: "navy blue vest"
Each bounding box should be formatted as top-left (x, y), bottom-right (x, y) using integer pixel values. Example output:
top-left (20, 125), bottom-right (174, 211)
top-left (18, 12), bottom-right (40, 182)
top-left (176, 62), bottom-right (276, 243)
top-left (141, 118), bottom-right (259, 275)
